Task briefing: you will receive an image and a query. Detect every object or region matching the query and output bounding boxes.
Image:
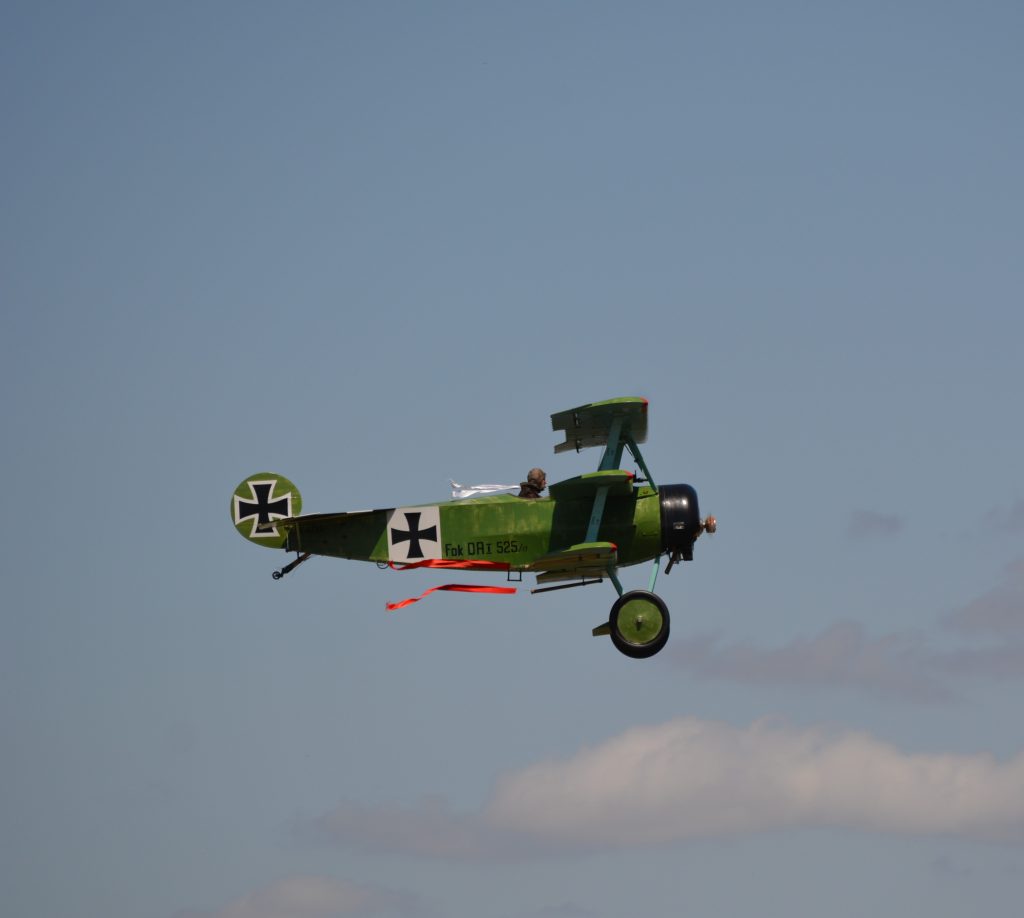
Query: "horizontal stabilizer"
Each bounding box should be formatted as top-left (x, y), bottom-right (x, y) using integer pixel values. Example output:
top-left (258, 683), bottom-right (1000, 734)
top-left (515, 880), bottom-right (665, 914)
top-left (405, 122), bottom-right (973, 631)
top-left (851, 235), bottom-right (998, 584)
top-left (267, 509), bottom-right (377, 531)
top-left (551, 397), bottom-right (648, 454)
top-left (269, 508), bottom-right (383, 555)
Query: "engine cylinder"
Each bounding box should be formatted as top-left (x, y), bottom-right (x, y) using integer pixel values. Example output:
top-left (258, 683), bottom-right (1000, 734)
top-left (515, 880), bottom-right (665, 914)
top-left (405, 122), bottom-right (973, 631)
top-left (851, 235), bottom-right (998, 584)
top-left (659, 483), bottom-right (702, 561)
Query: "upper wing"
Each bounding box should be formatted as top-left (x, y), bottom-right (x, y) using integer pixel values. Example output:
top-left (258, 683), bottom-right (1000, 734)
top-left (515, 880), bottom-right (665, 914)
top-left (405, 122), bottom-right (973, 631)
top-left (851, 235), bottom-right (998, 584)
top-left (526, 541), bottom-right (618, 585)
top-left (551, 397), bottom-right (648, 454)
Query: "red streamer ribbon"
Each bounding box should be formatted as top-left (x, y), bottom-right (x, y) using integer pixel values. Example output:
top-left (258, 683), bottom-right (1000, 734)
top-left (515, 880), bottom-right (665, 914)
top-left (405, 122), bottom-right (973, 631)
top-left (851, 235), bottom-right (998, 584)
top-left (384, 558), bottom-right (516, 610)
top-left (385, 583), bottom-right (517, 611)
top-left (388, 559), bottom-right (511, 572)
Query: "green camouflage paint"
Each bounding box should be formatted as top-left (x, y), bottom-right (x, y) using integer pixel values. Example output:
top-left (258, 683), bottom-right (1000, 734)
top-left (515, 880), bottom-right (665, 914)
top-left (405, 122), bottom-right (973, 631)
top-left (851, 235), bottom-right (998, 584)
top-left (281, 486), bottom-right (662, 571)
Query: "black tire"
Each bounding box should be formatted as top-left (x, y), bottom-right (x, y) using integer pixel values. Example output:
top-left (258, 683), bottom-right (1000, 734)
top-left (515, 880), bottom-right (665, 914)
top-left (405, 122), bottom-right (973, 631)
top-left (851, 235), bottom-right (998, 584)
top-left (609, 590), bottom-right (671, 659)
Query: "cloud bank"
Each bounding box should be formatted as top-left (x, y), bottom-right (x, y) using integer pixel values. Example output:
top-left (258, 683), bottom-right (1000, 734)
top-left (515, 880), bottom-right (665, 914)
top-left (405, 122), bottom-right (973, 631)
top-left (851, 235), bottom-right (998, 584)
top-left (671, 558), bottom-right (1024, 699)
top-left (945, 558), bottom-right (1024, 639)
top-left (487, 717), bottom-right (1024, 845)
top-left (670, 621), bottom-right (949, 701)
top-left (311, 717), bottom-right (1024, 859)
top-left (983, 499), bottom-right (1024, 534)
top-left (182, 875), bottom-right (420, 918)
top-left (846, 509), bottom-right (904, 540)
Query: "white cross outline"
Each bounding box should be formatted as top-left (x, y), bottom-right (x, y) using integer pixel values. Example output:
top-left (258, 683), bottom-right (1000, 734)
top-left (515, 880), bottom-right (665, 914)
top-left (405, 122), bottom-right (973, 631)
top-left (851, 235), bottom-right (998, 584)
top-left (234, 479), bottom-right (293, 539)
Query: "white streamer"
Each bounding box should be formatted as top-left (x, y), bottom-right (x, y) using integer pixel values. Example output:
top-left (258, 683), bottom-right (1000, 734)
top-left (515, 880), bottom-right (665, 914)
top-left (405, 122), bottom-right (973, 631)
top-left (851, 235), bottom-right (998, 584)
top-left (450, 480), bottom-right (518, 500)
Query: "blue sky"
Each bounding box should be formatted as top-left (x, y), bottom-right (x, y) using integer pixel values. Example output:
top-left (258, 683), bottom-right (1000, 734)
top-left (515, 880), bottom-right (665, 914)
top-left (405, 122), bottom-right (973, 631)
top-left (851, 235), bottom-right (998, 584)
top-left (3, 3), bottom-right (1023, 917)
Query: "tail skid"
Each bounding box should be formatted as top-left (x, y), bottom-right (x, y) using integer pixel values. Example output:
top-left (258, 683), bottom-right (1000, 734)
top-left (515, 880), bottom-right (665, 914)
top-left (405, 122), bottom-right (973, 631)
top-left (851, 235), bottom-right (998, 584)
top-left (273, 551), bottom-right (311, 580)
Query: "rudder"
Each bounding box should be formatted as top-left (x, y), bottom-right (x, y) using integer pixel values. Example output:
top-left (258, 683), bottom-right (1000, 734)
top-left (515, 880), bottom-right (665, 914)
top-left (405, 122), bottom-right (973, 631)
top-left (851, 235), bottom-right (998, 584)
top-left (231, 473), bottom-right (303, 549)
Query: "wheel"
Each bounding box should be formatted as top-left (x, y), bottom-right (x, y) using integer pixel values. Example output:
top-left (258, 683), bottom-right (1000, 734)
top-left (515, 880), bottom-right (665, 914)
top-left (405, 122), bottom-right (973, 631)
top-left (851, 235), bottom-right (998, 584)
top-left (609, 590), bottom-right (670, 659)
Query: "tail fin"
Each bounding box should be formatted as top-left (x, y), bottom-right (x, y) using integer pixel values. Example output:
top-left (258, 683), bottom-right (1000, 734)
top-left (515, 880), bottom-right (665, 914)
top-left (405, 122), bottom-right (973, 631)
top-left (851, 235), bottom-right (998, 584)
top-left (231, 473), bottom-right (303, 549)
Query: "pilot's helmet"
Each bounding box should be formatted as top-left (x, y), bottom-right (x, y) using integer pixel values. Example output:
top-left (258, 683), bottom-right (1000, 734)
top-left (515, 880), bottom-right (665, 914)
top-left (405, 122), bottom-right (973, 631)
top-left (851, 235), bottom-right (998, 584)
top-left (528, 468), bottom-right (546, 486)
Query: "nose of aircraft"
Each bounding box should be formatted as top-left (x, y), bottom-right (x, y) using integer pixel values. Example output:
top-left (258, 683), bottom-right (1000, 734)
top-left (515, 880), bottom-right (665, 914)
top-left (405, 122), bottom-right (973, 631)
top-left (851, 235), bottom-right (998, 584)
top-left (658, 483), bottom-right (702, 561)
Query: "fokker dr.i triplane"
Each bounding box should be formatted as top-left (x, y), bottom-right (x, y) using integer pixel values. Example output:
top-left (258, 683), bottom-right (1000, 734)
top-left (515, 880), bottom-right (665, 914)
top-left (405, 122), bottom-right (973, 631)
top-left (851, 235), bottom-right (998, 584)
top-left (232, 397), bottom-right (715, 658)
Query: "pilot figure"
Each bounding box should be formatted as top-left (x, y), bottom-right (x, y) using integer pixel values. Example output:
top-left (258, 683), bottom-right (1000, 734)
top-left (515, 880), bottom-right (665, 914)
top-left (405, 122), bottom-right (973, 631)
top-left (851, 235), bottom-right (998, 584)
top-left (518, 467), bottom-right (547, 499)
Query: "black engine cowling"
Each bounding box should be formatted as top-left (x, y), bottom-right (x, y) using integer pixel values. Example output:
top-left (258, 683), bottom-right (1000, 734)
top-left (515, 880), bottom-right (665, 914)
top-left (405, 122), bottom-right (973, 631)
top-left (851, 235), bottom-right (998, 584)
top-left (659, 483), bottom-right (702, 561)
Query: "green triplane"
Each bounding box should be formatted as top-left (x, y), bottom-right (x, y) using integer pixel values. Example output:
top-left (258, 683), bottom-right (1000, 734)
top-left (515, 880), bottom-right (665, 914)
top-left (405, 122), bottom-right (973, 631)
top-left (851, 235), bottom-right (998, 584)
top-left (231, 397), bottom-right (715, 659)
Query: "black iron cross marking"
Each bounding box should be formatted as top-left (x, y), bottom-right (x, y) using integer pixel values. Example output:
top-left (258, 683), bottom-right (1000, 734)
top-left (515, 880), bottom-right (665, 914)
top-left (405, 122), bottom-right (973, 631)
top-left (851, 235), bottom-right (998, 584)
top-left (236, 482), bottom-right (291, 535)
top-left (391, 512), bottom-right (438, 559)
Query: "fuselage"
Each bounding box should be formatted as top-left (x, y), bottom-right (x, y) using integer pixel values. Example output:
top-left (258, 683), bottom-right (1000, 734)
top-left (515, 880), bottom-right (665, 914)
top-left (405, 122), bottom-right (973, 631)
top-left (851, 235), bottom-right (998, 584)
top-left (285, 486), bottom-right (665, 570)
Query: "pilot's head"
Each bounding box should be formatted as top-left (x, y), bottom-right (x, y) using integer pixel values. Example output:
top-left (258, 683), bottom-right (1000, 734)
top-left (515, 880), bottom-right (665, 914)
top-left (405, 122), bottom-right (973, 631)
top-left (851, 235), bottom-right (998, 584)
top-left (528, 468), bottom-right (547, 490)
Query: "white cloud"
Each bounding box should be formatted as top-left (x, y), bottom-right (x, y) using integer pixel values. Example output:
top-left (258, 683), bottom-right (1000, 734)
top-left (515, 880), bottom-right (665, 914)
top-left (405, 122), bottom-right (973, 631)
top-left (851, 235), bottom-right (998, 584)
top-left (846, 509), bottom-right (904, 539)
top-left (311, 718), bottom-right (1024, 859)
top-left (983, 499), bottom-right (1024, 534)
top-left (310, 795), bottom-right (534, 861)
top-left (505, 905), bottom-right (598, 918)
top-left (934, 643), bottom-right (1024, 679)
top-left (670, 621), bottom-right (950, 701)
top-left (485, 717), bottom-right (1024, 847)
top-left (671, 560), bottom-right (1024, 697)
top-left (190, 875), bottom-right (419, 918)
top-left (945, 558), bottom-right (1024, 638)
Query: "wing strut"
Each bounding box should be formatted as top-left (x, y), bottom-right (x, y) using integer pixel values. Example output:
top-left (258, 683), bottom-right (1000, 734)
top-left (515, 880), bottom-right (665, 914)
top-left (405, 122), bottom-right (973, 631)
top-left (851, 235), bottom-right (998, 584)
top-left (548, 397), bottom-right (661, 598)
top-left (624, 437), bottom-right (657, 491)
top-left (587, 421), bottom-right (652, 595)
top-left (597, 416), bottom-right (624, 471)
top-left (591, 428), bottom-right (656, 598)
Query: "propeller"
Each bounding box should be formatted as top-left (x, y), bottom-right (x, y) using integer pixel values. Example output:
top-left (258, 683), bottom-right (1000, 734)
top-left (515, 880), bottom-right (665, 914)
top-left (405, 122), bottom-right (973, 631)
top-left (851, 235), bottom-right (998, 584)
top-left (664, 516), bottom-right (716, 576)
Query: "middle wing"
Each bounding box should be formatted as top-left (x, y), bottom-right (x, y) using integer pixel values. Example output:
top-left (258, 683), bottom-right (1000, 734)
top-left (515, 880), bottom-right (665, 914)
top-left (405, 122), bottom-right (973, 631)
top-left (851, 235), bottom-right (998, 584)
top-left (546, 469), bottom-right (635, 499)
top-left (526, 541), bottom-right (618, 585)
top-left (549, 395), bottom-right (656, 488)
